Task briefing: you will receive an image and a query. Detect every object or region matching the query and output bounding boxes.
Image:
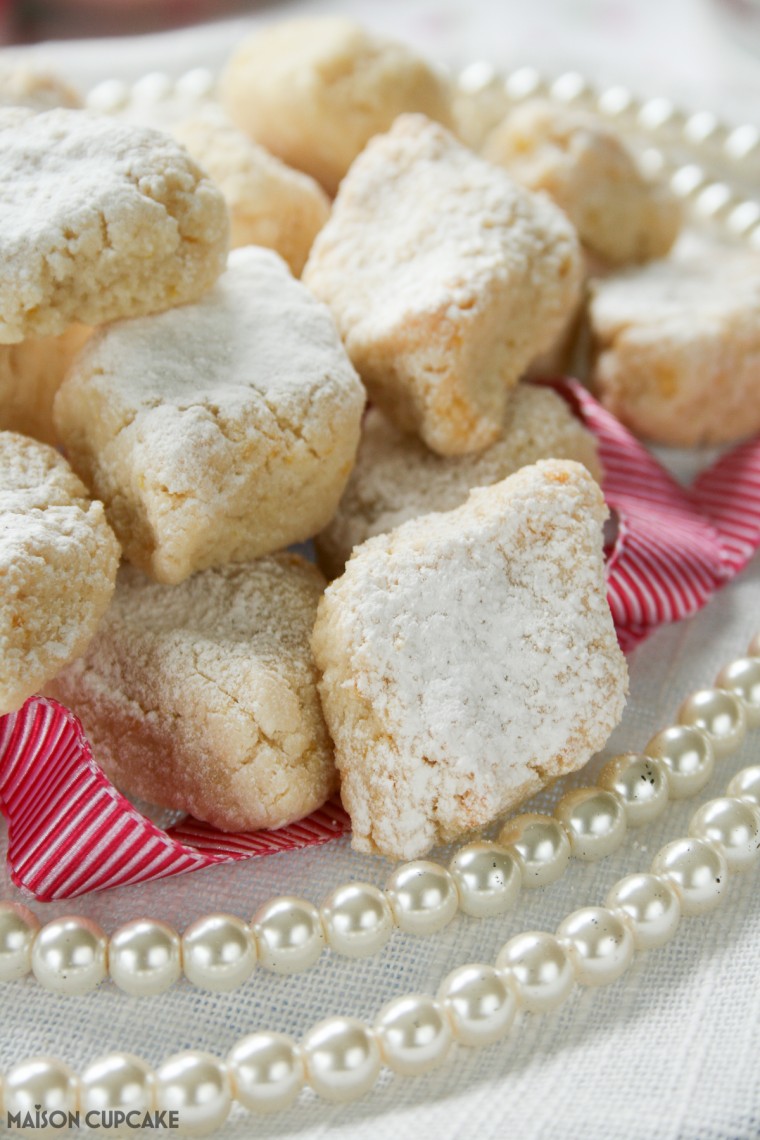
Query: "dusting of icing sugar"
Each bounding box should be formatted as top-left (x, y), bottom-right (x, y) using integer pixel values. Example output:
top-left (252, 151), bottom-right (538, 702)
top-left (312, 458), bottom-right (628, 859)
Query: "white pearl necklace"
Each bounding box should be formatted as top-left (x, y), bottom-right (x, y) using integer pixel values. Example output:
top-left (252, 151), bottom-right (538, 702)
top-left (83, 63), bottom-right (760, 250)
top-left (455, 63), bottom-right (760, 246)
top-left (1, 636), bottom-right (760, 1132)
top-left (3, 645), bottom-right (758, 997)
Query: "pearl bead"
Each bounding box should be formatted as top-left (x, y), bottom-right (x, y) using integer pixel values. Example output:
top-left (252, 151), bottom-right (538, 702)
top-left (320, 882), bottom-right (394, 958)
top-left (438, 964), bottom-right (518, 1047)
top-left (181, 914), bottom-right (256, 992)
top-left (227, 1032), bottom-right (304, 1114)
top-left (599, 753), bottom-right (669, 826)
top-left (375, 994), bottom-right (453, 1076)
top-left (80, 1053), bottom-right (155, 1114)
top-left (651, 837), bottom-right (728, 916)
top-left (645, 725), bottom-right (715, 799)
top-left (302, 1017), bottom-right (381, 1103)
top-left (498, 814), bottom-right (571, 887)
top-left (495, 931), bottom-right (574, 1013)
top-left (109, 919), bottom-right (181, 996)
top-left (688, 797), bottom-right (760, 872)
top-left (716, 657), bottom-right (760, 727)
top-left (448, 842), bottom-right (521, 917)
top-left (385, 862), bottom-right (459, 936)
top-left (4, 1056), bottom-right (79, 1121)
top-left (554, 788), bottom-right (627, 861)
top-left (31, 916), bottom-right (108, 995)
top-left (678, 688), bottom-right (746, 758)
top-left (0, 901), bottom-right (40, 982)
top-left (557, 907), bottom-right (634, 987)
top-left (155, 1052), bottom-right (231, 1136)
top-left (727, 765), bottom-right (760, 806)
top-left (251, 897), bottom-right (324, 974)
top-left (605, 873), bottom-right (681, 950)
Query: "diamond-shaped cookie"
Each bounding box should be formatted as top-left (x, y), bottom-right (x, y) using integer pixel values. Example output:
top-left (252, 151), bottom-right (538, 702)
top-left (312, 459), bottom-right (627, 859)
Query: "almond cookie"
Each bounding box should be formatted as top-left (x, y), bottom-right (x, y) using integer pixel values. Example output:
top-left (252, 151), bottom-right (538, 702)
top-left (0, 107), bottom-right (229, 344)
top-left (316, 383), bottom-right (602, 578)
top-left (48, 556), bottom-right (336, 833)
top-left (0, 65), bottom-right (81, 111)
top-left (484, 100), bottom-right (681, 266)
top-left (1, 431), bottom-right (120, 715)
top-left (220, 18), bottom-right (453, 195)
top-left (303, 115), bottom-right (582, 457)
top-left (312, 459), bottom-right (627, 860)
top-left (589, 239), bottom-right (760, 446)
top-left (54, 246), bottom-right (365, 585)
top-left (172, 113), bottom-right (330, 276)
top-left (0, 324), bottom-right (90, 445)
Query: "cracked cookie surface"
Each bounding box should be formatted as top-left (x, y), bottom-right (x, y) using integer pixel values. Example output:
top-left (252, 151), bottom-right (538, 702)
top-left (303, 115), bottom-right (582, 457)
top-left (589, 237), bottom-right (760, 446)
top-left (0, 431), bottom-right (120, 715)
top-left (484, 100), bottom-right (681, 267)
top-left (0, 107), bottom-right (229, 343)
top-left (312, 459), bottom-right (627, 859)
top-left (54, 246), bottom-right (366, 584)
top-left (47, 555), bottom-right (337, 832)
top-left (316, 383), bottom-right (602, 578)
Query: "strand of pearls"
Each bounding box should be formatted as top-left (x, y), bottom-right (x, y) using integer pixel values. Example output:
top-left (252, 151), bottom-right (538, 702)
top-left (85, 64), bottom-right (760, 250)
top-left (2, 757), bottom-right (759, 1132)
top-left (2, 639), bottom-right (759, 999)
top-left (455, 61), bottom-right (760, 245)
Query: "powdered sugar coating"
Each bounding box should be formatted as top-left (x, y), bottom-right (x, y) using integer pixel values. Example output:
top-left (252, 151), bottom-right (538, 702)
top-left (312, 459), bottom-right (627, 859)
top-left (48, 555), bottom-right (336, 832)
top-left (172, 112), bottom-right (330, 276)
top-left (0, 431), bottom-right (120, 715)
top-left (303, 115), bottom-right (582, 456)
top-left (0, 107), bottom-right (229, 343)
top-left (316, 383), bottom-right (602, 578)
top-left (54, 246), bottom-right (365, 584)
top-left (484, 101), bottom-right (681, 266)
top-left (589, 237), bottom-right (760, 445)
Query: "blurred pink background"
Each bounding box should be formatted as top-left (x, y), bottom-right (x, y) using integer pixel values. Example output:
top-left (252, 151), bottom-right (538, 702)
top-left (2, 0), bottom-right (265, 42)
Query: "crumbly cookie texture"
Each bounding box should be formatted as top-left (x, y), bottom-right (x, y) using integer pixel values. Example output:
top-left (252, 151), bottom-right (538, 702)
top-left (316, 383), bottom-right (602, 578)
top-left (54, 246), bottom-right (365, 585)
top-left (312, 459), bottom-right (627, 860)
top-left (0, 65), bottom-right (81, 111)
top-left (0, 431), bottom-right (120, 716)
top-left (219, 17), bottom-right (453, 195)
top-left (0, 107), bottom-right (229, 344)
top-left (0, 324), bottom-right (91, 445)
top-left (303, 115), bottom-right (582, 457)
top-left (483, 100), bottom-right (681, 266)
top-left (47, 556), bottom-right (337, 833)
top-left (172, 112), bottom-right (330, 276)
top-left (589, 237), bottom-right (760, 446)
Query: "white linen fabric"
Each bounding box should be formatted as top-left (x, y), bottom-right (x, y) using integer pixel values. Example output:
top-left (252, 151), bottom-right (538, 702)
top-left (2, 5), bottom-right (760, 1137)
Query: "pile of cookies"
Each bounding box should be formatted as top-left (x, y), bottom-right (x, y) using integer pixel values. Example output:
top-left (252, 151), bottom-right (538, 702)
top-left (20, 14), bottom-right (757, 862)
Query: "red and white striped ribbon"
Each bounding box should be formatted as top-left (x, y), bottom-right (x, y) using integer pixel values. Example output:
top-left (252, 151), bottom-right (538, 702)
top-left (2, 380), bottom-right (759, 899)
